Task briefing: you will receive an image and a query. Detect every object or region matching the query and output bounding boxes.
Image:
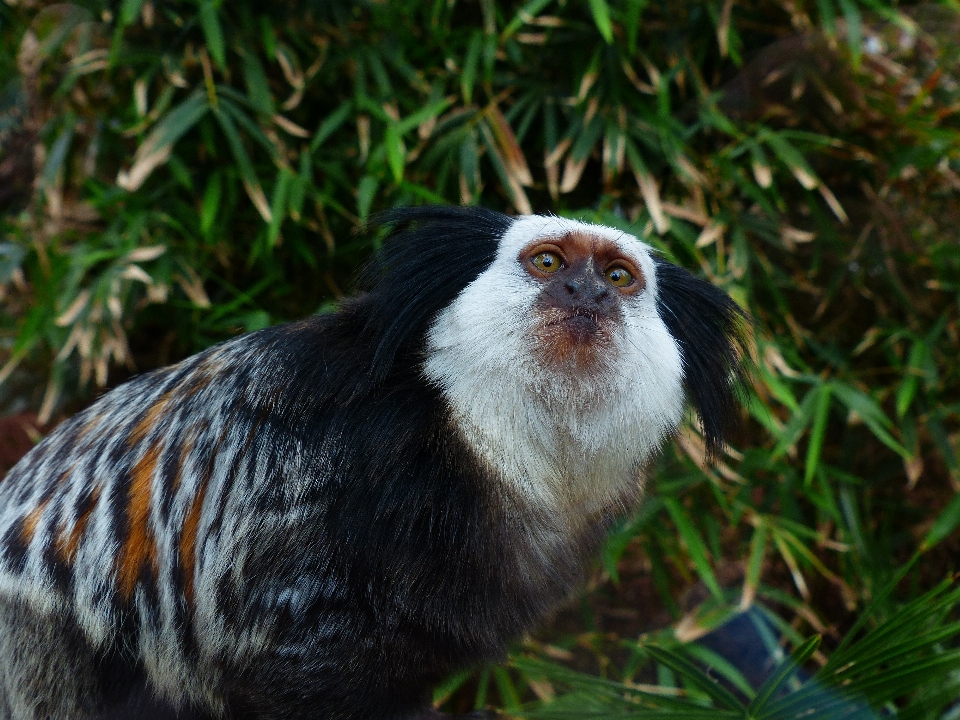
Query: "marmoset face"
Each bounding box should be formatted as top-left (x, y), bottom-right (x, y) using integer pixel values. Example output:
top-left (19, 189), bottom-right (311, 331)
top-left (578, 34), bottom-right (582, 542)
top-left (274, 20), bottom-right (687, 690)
top-left (424, 215), bottom-right (684, 508)
top-left (520, 229), bottom-right (647, 373)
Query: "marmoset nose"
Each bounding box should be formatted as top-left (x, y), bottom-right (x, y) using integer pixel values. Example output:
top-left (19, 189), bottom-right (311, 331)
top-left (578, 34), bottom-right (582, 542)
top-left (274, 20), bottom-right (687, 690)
top-left (565, 274), bottom-right (610, 304)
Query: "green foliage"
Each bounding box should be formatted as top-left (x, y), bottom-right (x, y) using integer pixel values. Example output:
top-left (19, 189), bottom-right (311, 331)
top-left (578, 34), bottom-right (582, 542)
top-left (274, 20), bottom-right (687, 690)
top-left (507, 581), bottom-right (960, 718)
top-left (2, 0), bottom-right (960, 716)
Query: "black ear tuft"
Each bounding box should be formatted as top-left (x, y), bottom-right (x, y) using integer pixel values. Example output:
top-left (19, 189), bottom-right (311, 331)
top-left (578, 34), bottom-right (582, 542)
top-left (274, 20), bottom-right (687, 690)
top-left (361, 205), bottom-right (514, 383)
top-left (653, 257), bottom-right (749, 458)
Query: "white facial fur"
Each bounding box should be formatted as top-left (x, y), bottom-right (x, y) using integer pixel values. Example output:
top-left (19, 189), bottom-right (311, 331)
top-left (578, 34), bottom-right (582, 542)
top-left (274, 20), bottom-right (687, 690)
top-left (423, 214), bottom-right (685, 519)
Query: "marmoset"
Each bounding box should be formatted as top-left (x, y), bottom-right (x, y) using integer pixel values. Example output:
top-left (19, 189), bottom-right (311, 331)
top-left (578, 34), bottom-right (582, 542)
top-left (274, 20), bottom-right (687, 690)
top-left (0, 206), bottom-right (744, 720)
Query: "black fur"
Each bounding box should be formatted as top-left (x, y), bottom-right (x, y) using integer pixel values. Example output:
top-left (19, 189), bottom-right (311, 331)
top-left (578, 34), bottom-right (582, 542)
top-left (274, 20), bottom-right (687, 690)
top-left (653, 257), bottom-right (747, 456)
top-left (216, 309), bottom-right (597, 719)
top-left (361, 205), bottom-right (513, 384)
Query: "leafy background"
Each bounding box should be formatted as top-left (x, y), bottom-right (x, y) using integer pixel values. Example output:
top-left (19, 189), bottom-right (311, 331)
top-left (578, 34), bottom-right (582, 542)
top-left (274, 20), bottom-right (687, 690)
top-left (2, 0), bottom-right (960, 717)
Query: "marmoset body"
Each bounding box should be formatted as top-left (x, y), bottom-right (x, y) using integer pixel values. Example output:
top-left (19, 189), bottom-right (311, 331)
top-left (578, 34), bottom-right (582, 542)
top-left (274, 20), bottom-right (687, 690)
top-left (0, 206), bottom-right (743, 720)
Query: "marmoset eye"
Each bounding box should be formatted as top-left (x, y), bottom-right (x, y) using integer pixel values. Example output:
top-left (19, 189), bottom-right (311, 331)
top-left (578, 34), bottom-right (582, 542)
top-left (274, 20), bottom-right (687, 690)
top-left (606, 266), bottom-right (633, 287)
top-left (532, 251), bottom-right (563, 273)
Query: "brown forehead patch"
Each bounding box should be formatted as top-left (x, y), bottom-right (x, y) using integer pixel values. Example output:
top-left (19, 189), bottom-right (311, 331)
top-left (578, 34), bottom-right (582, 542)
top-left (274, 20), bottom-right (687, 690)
top-left (117, 443), bottom-right (161, 599)
top-left (521, 231), bottom-right (646, 290)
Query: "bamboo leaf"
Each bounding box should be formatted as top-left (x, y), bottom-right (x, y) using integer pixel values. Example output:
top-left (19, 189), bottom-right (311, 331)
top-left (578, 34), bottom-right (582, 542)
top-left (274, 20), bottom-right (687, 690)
top-left (385, 125), bottom-right (406, 183)
top-left (357, 175), bottom-right (378, 222)
top-left (513, 655), bottom-right (741, 714)
top-left (831, 382), bottom-right (910, 458)
top-left (200, 172), bottom-right (222, 235)
top-left (663, 498), bottom-right (723, 601)
top-left (310, 101), bottom-right (353, 153)
top-left (502, 0), bottom-right (555, 37)
top-left (198, 0), bottom-right (227, 71)
top-left (395, 99), bottom-right (451, 136)
top-left (493, 667), bottom-right (522, 711)
top-left (461, 31), bottom-right (483, 103)
top-left (267, 167), bottom-right (292, 247)
top-left (119, 0), bottom-right (146, 26)
top-left (771, 529), bottom-right (811, 600)
top-left (740, 520), bottom-right (768, 609)
top-left (683, 643), bottom-right (755, 700)
top-left (479, 119), bottom-right (532, 214)
top-left (896, 340), bottom-right (926, 418)
top-left (816, 0), bottom-right (837, 34)
top-left (760, 130), bottom-right (819, 189)
top-left (485, 104), bottom-right (533, 186)
top-left (432, 669), bottom-right (472, 707)
top-left (459, 128), bottom-right (480, 203)
top-left (40, 117), bottom-right (75, 190)
top-left (217, 95), bottom-right (283, 159)
top-left (750, 635), bottom-right (821, 715)
top-left (117, 90), bottom-right (209, 191)
top-left (242, 51), bottom-right (274, 116)
top-left (587, 0), bottom-right (614, 43)
top-left (921, 491), bottom-right (960, 551)
top-left (772, 385), bottom-right (818, 459)
top-left (643, 645), bottom-right (745, 710)
top-left (288, 151), bottom-right (311, 220)
top-left (838, 0), bottom-right (863, 67)
top-left (625, 0), bottom-right (648, 53)
top-left (805, 382), bottom-right (832, 486)
top-left (211, 105), bottom-right (271, 222)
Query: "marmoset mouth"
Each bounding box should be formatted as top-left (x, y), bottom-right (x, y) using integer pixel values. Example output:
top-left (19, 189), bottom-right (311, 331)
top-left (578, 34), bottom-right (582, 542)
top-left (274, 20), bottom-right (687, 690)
top-left (534, 309), bottom-right (617, 372)
top-left (543, 306), bottom-right (615, 334)
top-left (552, 313), bottom-right (601, 343)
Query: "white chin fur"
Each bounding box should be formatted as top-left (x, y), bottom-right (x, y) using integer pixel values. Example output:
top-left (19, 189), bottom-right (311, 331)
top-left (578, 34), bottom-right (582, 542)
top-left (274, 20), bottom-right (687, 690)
top-left (423, 214), bottom-right (684, 515)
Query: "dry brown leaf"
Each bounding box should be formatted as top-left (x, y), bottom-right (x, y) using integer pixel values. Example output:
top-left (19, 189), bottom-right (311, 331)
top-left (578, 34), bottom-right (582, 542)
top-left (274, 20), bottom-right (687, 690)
top-left (125, 245), bottom-right (166, 263)
top-left (661, 201), bottom-right (710, 226)
top-left (717, 0), bottom-right (734, 58)
top-left (621, 59), bottom-right (656, 94)
top-left (357, 115), bottom-right (370, 164)
top-left (544, 137), bottom-right (572, 170)
top-left (273, 114), bottom-right (310, 138)
top-left (117, 145), bottom-right (172, 192)
top-left (752, 160), bottom-right (773, 188)
top-left (674, 612), bottom-right (712, 643)
top-left (792, 166), bottom-right (819, 190)
top-left (175, 268), bottom-right (211, 308)
top-left (56, 290), bottom-right (91, 327)
top-left (781, 226), bottom-right (816, 245)
top-left (634, 171), bottom-right (670, 234)
top-left (560, 154), bottom-right (588, 194)
top-left (819, 183), bottom-right (849, 223)
top-left (485, 105), bottom-right (533, 186)
top-left (276, 45), bottom-right (304, 90)
top-left (764, 344), bottom-right (801, 378)
top-left (695, 222), bottom-right (726, 248)
top-left (243, 180), bottom-right (273, 223)
top-left (905, 455), bottom-right (924, 489)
